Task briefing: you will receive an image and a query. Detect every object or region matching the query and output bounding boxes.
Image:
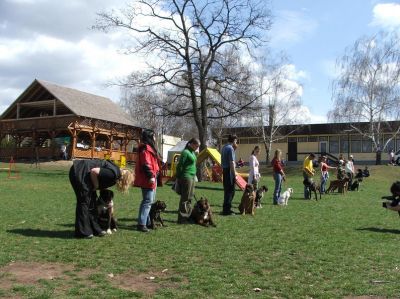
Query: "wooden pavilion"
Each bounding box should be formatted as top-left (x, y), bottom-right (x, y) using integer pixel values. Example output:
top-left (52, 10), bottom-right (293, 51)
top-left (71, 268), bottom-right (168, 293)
top-left (0, 79), bottom-right (142, 162)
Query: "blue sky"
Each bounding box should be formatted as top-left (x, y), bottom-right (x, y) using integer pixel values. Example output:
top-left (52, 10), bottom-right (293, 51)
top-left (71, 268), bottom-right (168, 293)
top-left (269, 0), bottom-right (400, 122)
top-left (0, 0), bottom-right (399, 123)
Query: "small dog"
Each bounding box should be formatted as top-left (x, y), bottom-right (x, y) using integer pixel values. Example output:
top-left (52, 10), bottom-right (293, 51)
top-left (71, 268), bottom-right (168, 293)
top-left (255, 186), bottom-right (268, 208)
top-left (190, 197), bottom-right (216, 227)
top-left (303, 179), bottom-right (321, 200)
top-left (239, 184), bottom-right (256, 215)
top-left (326, 178), bottom-right (349, 194)
top-left (278, 188), bottom-right (293, 206)
top-left (149, 200), bottom-right (167, 229)
top-left (97, 189), bottom-right (117, 234)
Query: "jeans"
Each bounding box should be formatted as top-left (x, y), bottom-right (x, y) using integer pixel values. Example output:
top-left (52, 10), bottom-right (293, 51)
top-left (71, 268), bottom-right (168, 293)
top-left (273, 172), bottom-right (283, 204)
top-left (138, 187), bottom-right (156, 226)
top-left (320, 173), bottom-right (328, 193)
top-left (222, 168), bottom-right (235, 213)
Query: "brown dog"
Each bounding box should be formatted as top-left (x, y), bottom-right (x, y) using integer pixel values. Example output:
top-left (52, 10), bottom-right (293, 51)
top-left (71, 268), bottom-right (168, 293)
top-left (326, 178), bottom-right (349, 194)
top-left (303, 179), bottom-right (321, 200)
top-left (190, 197), bottom-right (216, 227)
top-left (239, 184), bottom-right (256, 215)
top-left (149, 200), bottom-right (167, 229)
top-left (97, 189), bottom-right (117, 234)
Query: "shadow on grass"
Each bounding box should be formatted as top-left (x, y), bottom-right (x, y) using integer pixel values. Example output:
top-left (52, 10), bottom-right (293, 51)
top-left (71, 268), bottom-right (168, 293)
top-left (195, 185), bottom-right (224, 191)
top-left (7, 228), bottom-right (74, 239)
top-left (356, 227), bottom-right (400, 234)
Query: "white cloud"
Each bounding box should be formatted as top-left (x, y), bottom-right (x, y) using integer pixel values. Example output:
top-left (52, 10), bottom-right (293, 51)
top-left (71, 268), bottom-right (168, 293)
top-left (270, 10), bottom-right (318, 46)
top-left (296, 106), bottom-right (328, 124)
top-left (370, 3), bottom-right (400, 29)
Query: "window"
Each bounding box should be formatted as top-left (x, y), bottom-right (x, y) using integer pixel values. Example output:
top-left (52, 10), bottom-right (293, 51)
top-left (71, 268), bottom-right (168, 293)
top-left (350, 135), bottom-right (362, 153)
top-left (340, 136), bottom-right (349, 154)
top-left (384, 135), bottom-right (395, 151)
top-left (396, 137), bottom-right (400, 151)
top-left (329, 136), bottom-right (339, 153)
top-left (288, 137), bottom-right (297, 142)
top-left (362, 137), bottom-right (372, 153)
top-left (319, 136), bottom-right (328, 141)
top-left (308, 136), bottom-right (318, 142)
top-left (297, 137), bottom-right (307, 142)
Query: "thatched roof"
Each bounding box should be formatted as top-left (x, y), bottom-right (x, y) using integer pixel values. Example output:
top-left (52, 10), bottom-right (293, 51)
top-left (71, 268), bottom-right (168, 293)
top-left (1, 79), bottom-right (139, 127)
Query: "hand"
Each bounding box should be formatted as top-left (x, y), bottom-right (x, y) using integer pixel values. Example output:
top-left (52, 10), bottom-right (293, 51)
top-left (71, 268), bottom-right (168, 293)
top-left (149, 177), bottom-right (156, 184)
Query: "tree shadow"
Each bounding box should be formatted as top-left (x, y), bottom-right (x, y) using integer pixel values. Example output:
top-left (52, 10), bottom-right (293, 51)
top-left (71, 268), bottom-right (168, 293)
top-left (356, 227), bottom-right (400, 234)
top-left (7, 228), bottom-right (74, 239)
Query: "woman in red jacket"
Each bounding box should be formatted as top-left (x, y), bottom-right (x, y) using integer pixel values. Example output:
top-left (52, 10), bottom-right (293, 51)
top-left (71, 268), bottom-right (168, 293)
top-left (134, 129), bottom-right (162, 232)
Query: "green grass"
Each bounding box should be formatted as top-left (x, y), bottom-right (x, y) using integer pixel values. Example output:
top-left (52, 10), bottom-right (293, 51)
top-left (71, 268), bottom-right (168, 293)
top-left (1, 162), bottom-right (400, 298)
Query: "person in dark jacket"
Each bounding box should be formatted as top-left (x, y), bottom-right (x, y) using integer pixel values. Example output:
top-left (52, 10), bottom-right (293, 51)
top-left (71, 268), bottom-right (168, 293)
top-left (134, 129), bottom-right (163, 232)
top-left (69, 159), bottom-right (133, 238)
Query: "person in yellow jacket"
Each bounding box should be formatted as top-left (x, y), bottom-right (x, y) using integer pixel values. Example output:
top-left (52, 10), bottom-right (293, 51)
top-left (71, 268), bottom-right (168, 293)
top-left (303, 153), bottom-right (316, 199)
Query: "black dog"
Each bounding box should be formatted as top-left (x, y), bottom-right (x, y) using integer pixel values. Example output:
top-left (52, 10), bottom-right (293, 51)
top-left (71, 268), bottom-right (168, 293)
top-left (303, 179), bottom-right (321, 200)
top-left (350, 180), bottom-right (360, 191)
top-left (97, 189), bottom-right (117, 233)
top-left (149, 200), bottom-right (167, 229)
top-left (255, 186), bottom-right (268, 208)
top-left (382, 181), bottom-right (400, 215)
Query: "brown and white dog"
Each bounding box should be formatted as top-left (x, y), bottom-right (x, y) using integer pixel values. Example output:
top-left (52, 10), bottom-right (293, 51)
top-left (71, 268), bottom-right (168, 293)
top-left (190, 197), bottom-right (216, 227)
top-left (239, 184), bottom-right (256, 215)
top-left (255, 186), bottom-right (268, 208)
top-left (277, 188), bottom-right (293, 206)
top-left (149, 200), bottom-right (167, 229)
top-left (97, 189), bottom-right (117, 234)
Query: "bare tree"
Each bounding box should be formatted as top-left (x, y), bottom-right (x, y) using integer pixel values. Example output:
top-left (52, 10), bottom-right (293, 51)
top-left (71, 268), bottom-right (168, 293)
top-left (253, 55), bottom-right (305, 163)
top-left (120, 86), bottom-right (197, 139)
top-left (329, 31), bottom-right (400, 163)
top-left (94, 0), bottom-right (272, 149)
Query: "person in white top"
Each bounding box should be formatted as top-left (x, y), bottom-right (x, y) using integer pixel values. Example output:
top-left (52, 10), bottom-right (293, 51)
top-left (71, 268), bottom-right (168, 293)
top-left (248, 146), bottom-right (261, 190)
top-left (345, 156), bottom-right (355, 190)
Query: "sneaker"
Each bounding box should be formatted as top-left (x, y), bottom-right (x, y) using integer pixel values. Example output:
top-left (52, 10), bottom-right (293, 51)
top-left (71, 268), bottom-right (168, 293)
top-left (137, 225), bottom-right (150, 233)
top-left (84, 234), bottom-right (94, 239)
top-left (97, 231), bottom-right (107, 237)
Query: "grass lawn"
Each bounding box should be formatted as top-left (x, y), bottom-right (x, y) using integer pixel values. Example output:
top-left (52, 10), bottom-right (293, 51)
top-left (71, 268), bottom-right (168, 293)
top-left (0, 161), bottom-right (400, 298)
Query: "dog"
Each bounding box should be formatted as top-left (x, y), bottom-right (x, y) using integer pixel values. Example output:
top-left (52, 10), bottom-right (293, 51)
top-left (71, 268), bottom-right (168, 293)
top-left (239, 184), bottom-right (256, 215)
top-left (350, 180), bottom-right (360, 191)
top-left (149, 200), bottom-right (167, 229)
top-left (255, 186), bottom-right (268, 208)
top-left (326, 177), bottom-right (349, 194)
top-left (303, 179), bottom-right (321, 200)
top-left (277, 188), bottom-right (293, 206)
top-left (382, 181), bottom-right (400, 216)
top-left (190, 197), bottom-right (216, 227)
top-left (97, 189), bottom-right (117, 234)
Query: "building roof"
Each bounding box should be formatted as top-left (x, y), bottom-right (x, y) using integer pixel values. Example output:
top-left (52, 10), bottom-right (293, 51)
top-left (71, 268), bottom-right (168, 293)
top-left (1, 79), bottom-right (139, 127)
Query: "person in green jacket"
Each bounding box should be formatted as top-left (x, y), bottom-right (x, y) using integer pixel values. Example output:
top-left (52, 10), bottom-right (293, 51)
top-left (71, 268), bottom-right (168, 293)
top-left (176, 138), bottom-right (200, 224)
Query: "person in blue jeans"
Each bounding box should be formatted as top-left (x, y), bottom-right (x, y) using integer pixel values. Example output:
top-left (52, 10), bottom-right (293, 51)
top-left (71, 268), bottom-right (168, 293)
top-left (221, 134), bottom-right (238, 215)
top-left (271, 149), bottom-right (286, 205)
top-left (134, 130), bottom-right (162, 232)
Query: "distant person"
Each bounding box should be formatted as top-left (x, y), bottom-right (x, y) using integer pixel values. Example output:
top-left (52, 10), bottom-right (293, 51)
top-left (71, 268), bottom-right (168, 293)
top-left (134, 129), bottom-right (163, 232)
top-left (221, 134), bottom-right (238, 215)
top-left (248, 146), bottom-right (261, 190)
top-left (237, 157), bottom-right (244, 168)
top-left (271, 149), bottom-right (285, 205)
top-left (60, 143), bottom-right (68, 160)
top-left (176, 138), bottom-right (200, 224)
top-left (345, 157), bottom-right (355, 190)
top-left (69, 159), bottom-right (133, 238)
top-left (389, 150), bottom-right (395, 165)
top-left (319, 156), bottom-right (336, 193)
top-left (303, 153), bottom-right (316, 199)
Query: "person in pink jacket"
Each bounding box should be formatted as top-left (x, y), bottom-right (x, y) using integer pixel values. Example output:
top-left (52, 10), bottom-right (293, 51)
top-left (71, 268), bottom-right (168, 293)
top-left (134, 129), bottom-right (162, 232)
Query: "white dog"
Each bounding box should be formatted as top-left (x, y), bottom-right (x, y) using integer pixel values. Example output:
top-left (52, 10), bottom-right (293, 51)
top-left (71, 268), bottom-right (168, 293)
top-left (278, 188), bottom-right (293, 206)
